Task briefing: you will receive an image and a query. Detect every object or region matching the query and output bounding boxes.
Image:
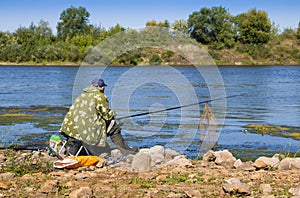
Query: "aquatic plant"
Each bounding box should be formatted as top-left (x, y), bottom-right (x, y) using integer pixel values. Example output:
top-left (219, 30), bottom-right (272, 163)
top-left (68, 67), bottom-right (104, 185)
top-left (244, 124), bottom-right (300, 140)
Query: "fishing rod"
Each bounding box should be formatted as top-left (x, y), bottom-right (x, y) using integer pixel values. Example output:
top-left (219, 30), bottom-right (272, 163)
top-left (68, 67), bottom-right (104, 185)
top-left (117, 93), bottom-right (247, 120)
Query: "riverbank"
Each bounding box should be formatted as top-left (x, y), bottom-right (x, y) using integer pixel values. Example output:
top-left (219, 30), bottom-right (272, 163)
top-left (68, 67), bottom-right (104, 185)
top-left (0, 62), bottom-right (81, 66)
top-left (1, 61), bottom-right (300, 67)
top-left (0, 147), bottom-right (299, 197)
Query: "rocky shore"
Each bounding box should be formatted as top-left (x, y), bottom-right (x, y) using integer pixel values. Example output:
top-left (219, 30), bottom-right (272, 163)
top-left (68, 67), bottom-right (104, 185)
top-left (1, 146), bottom-right (300, 197)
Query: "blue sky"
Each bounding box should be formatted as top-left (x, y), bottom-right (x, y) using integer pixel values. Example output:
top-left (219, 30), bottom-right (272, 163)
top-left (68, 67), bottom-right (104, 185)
top-left (1, 0), bottom-right (299, 34)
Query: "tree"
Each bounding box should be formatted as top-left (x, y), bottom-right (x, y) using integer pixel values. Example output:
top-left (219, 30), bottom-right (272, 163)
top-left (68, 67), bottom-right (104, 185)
top-left (281, 28), bottom-right (296, 39)
top-left (57, 6), bottom-right (91, 40)
top-left (187, 6), bottom-right (235, 47)
top-left (89, 24), bottom-right (106, 43)
top-left (172, 19), bottom-right (189, 34)
top-left (188, 6), bottom-right (235, 47)
top-left (106, 24), bottom-right (125, 37)
top-left (234, 9), bottom-right (272, 44)
top-left (146, 20), bottom-right (170, 28)
top-left (35, 20), bottom-right (53, 39)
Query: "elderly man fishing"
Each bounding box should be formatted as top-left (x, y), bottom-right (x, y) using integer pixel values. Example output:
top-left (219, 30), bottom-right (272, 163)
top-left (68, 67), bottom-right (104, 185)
top-left (60, 78), bottom-right (138, 156)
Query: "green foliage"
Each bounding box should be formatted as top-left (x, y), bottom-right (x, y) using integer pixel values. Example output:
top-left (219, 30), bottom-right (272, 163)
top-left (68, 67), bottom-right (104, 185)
top-left (172, 19), bottom-right (189, 34)
top-left (112, 48), bottom-right (143, 65)
top-left (188, 6), bottom-right (235, 47)
top-left (234, 9), bottom-right (272, 44)
top-left (164, 173), bottom-right (190, 184)
top-left (0, 151), bottom-right (54, 176)
top-left (0, 6), bottom-right (298, 65)
top-left (281, 28), bottom-right (297, 39)
top-left (272, 45), bottom-right (299, 64)
top-left (237, 43), bottom-right (271, 59)
top-left (57, 6), bottom-right (91, 40)
top-left (297, 22), bottom-right (300, 39)
top-left (106, 24), bottom-right (125, 37)
top-left (149, 53), bottom-right (162, 65)
top-left (146, 20), bottom-right (170, 28)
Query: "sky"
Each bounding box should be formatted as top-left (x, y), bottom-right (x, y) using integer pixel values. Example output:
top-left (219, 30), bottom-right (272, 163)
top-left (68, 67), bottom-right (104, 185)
top-left (0, 0), bottom-right (299, 34)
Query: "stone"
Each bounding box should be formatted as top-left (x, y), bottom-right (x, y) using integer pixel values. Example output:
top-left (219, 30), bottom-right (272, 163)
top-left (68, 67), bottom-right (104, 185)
top-left (250, 171), bottom-right (266, 180)
top-left (150, 145), bottom-right (165, 166)
top-left (165, 155), bottom-right (192, 167)
top-left (259, 183), bottom-right (272, 195)
top-left (185, 189), bottom-right (201, 197)
top-left (234, 159), bottom-right (243, 168)
top-left (69, 186), bottom-right (93, 198)
top-left (40, 180), bottom-right (59, 193)
top-left (0, 155), bottom-right (6, 163)
top-left (111, 149), bottom-right (123, 158)
top-left (125, 154), bottom-right (134, 163)
top-left (132, 149), bottom-right (151, 172)
top-left (253, 156), bottom-right (280, 169)
top-left (202, 150), bottom-right (216, 162)
top-left (234, 160), bottom-right (255, 171)
top-left (289, 185), bottom-right (300, 196)
top-left (66, 180), bottom-right (78, 188)
top-left (155, 174), bottom-right (168, 182)
top-left (74, 173), bottom-right (89, 180)
top-left (214, 150), bottom-right (236, 168)
top-left (223, 178), bottom-right (250, 194)
top-left (22, 174), bottom-right (34, 180)
top-left (151, 152), bottom-right (165, 166)
top-left (96, 157), bottom-right (106, 168)
top-left (48, 171), bottom-right (65, 177)
top-left (0, 182), bottom-right (8, 190)
top-left (278, 157), bottom-right (300, 170)
top-left (150, 145), bottom-right (164, 155)
top-left (0, 172), bottom-right (15, 180)
top-left (167, 192), bottom-right (185, 198)
top-left (165, 148), bottom-right (180, 158)
top-left (139, 148), bottom-right (151, 154)
top-left (24, 187), bottom-right (34, 193)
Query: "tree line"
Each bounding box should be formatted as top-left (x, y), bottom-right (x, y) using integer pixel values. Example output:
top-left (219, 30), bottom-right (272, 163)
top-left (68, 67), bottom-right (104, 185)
top-left (0, 6), bottom-right (299, 65)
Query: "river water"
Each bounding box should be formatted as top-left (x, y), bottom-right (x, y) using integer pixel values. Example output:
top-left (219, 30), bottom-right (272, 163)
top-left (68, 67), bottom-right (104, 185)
top-left (0, 65), bottom-right (299, 160)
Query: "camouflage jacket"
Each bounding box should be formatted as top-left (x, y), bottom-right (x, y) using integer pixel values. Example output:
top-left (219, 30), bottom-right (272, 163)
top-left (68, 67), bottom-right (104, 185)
top-left (60, 85), bottom-right (115, 147)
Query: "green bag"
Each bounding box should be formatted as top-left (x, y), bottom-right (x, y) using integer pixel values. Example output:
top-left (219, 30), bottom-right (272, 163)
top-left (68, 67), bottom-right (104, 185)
top-left (48, 134), bottom-right (64, 154)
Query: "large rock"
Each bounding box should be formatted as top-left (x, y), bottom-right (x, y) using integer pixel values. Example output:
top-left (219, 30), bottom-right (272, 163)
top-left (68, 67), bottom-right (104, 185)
top-left (150, 145), bottom-right (165, 166)
top-left (278, 157), bottom-right (300, 170)
top-left (214, 150), bottom-right (236, 168)
top-left (131, 148), bottom-right (151, 172)
top-left (223, 178), bottom-right (250, 195)
top-left (165, 148), bottom-right (180, 158)
top-left (234, 159), bottom-right (255, 171)
top-left (130, 146), bottom-right (183, 172)
top-left (202, 150), bottom-right (216, 162)
top-left (253, 156), bottom-right (280, 169)
top-left (165, 155), bottom-right (192, 167)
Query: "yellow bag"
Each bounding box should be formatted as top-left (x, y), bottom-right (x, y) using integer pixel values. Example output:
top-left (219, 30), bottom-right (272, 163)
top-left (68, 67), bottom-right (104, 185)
top-left (53, 156), bottom-right (104, 169)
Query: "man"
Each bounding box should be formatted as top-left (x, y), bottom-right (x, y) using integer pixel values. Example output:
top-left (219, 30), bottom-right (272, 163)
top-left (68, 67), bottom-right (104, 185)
top-left (60, 78), bottom-right (138, 155)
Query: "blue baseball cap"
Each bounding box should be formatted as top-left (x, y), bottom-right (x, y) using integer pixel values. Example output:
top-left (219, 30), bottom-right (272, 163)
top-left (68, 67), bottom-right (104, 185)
top-left (92, 78), bottom-right (107, 87)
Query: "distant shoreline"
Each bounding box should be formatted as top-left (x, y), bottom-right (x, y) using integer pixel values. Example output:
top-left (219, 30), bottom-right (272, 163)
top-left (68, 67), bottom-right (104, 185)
top-left (0, 62), bottom-right (299, 67)
top-left (0, 62), bottom-right (81, 66)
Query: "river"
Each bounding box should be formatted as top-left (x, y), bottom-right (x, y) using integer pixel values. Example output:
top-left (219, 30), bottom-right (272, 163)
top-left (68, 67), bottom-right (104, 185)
top-left (0, 65), bottom-right (299, 160)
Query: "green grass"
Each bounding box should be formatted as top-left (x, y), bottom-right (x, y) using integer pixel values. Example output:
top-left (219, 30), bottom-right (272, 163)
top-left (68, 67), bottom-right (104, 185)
top-left (0, 150), bottom-right (54, 176)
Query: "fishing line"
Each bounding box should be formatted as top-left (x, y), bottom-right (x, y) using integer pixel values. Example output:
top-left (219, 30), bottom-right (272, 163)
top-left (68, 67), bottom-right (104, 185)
top-left (117, 93), bottom-right (247, 120)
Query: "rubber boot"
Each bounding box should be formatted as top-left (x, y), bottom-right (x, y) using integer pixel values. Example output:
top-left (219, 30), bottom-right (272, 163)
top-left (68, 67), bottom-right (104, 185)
top-left (110, 132), bottom-right (138, 155)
